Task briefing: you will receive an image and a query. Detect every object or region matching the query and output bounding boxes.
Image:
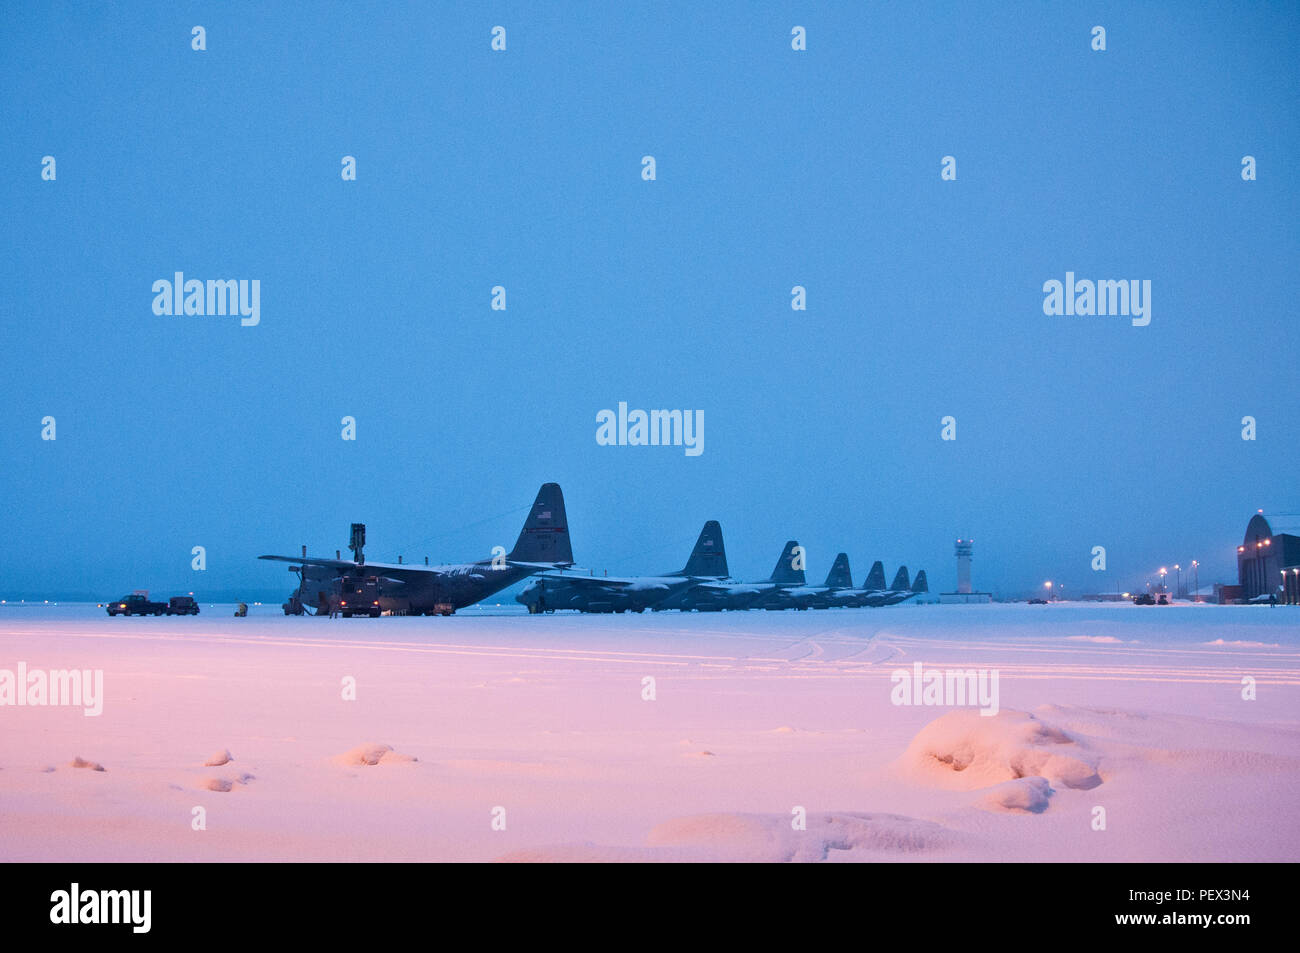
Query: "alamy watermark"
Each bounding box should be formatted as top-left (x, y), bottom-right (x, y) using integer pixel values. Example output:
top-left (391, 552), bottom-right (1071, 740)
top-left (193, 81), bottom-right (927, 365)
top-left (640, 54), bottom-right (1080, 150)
top-left (890, 662), bottom-right (999, 716)
top-left (596, 402), bottom-right (703, 457)
top-left (152, 272), bottom-right (260, 326)
top-left (50, 884), bottom-right (150, 933)
top-left (0, 662), bottom-right (103, 716)
top-left (1042, 272), bottom-right (1151, 327)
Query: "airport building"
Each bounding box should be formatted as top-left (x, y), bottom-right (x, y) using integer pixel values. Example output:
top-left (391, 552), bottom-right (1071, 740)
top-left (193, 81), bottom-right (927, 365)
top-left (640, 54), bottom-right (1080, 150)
top-left (940, 538), bottom-right (992, 604)
top-left (1237, 512), bottom-right (1300, 604)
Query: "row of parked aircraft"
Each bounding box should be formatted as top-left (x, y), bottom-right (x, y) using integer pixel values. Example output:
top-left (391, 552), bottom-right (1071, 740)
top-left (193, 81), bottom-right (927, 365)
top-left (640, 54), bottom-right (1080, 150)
top-left (518, 523), bottom-right (927, 613)
top-left (260, 483), bottom-right (927, 617)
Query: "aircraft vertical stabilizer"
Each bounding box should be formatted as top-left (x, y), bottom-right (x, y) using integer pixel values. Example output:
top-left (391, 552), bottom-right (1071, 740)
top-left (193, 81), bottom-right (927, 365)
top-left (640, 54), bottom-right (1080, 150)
top-left (824, 553), bottom-right (852, 589)
top-left (508, 483), bottom-right (573, 565)
top-left (864, 560), bottom-right (887, 591)
top-left (769, 541), bottom-right (806, 585)
top-left (676, 520), bottom-right (728, 578)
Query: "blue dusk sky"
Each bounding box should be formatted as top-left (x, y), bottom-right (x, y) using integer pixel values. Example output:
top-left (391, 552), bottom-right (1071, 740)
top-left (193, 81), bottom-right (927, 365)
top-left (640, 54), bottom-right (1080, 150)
top-left (1, 2), bottom-right (1297, 600)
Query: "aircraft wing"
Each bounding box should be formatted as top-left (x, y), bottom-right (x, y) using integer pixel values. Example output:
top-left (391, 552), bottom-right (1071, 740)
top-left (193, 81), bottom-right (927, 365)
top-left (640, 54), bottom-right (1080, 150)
top-left (695, 582), bottom-right (767, 594)
top-left (260, 557), bottom-right (441, 585)
top-left (532, 571), bottom-right (646, 590)
top-left (783, 587), bottom-right (823, 598)
top-left (259, 554), bottom-right (357, 571)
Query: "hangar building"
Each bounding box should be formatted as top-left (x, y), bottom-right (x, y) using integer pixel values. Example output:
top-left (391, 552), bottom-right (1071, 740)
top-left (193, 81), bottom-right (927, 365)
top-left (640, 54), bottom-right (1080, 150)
top-left (1237, 512), bottom-right (1300, 604)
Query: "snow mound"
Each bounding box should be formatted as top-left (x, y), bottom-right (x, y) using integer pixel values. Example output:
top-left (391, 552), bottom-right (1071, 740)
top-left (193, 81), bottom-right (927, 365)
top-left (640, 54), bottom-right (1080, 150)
top-left (69, 757), bottom-right (104, 772)
top-left (648, 812), bottom-right (960, 860)
top-left (899, 709), bottom-right (1101, 792)
top-left (1204, 639), bottom-right (1281, 648)
top-left (501, 811), bottom-right (962, 862)
top-left (333, 743), bottom-right (417, 767)
top-left (203, 749), bottom-right (232, 767)
top-left (201, 773), bottom-right (254, 793)
top-left (980, 776), bottom-right (1054, 813)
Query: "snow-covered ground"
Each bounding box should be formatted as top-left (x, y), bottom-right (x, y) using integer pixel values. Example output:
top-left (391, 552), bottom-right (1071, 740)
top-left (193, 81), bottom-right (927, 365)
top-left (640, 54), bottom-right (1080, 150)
top-left (1, 602), bottom-right (1297, 862)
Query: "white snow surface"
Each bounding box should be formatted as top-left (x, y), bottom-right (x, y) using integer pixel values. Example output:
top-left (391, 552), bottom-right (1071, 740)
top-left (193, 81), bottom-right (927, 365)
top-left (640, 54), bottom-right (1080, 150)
top-left (1, 601), bottom-right (1297, 861)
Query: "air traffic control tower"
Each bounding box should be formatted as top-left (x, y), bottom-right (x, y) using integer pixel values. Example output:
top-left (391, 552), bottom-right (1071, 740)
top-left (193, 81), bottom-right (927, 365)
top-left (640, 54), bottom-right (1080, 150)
top-left (940, 538), bottom-right (992, 604)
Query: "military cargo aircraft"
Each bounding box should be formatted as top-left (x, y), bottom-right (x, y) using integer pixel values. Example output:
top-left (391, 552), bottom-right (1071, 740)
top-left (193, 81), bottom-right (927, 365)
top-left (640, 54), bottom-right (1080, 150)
top-left (826, 559), bottom-right (890, 608)
top-left (774, 552), bottom-right (855, 609)
top-left (867, 566), bottom-right (927, 606)
top-left (879, 566), bottom-right (921, 606)
top-left (824, 561), bottom-right (925, 607)
top-left (515, 520), bottom-right (729, 614)
top-left (261, 483), bottom-right (573, 616)
top-left (655, 540), bottom-right (806, 611)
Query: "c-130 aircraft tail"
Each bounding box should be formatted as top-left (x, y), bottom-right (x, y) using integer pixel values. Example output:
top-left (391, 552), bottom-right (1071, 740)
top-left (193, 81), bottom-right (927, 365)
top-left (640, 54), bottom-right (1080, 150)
top-left (507, 482), bottom-right (573, 566)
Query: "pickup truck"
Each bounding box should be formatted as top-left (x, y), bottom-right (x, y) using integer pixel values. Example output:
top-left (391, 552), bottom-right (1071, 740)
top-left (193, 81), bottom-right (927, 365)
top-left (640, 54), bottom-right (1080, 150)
top-left (107, 593), bottom-right (167, 616)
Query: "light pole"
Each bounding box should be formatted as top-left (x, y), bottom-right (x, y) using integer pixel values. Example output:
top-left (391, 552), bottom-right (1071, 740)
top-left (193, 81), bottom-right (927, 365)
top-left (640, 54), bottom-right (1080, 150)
top-left (1159, 567), bottom-right (1167, 594)
top-left (1174, 564), bottom-right (1181, 599)
top-left (1191, 560), bottom-right (1199, 602)
top-left (1044, 581), bottom-right (1052, 602)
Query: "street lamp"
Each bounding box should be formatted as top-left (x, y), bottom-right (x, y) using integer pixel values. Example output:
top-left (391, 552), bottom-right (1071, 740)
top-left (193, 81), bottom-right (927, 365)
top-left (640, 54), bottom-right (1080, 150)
top-left (1174, 564), bottom-right (1181, 598)
top-left (1044, 581), bottom-right (1052, 602)
top-left (1159, 567), bottom-right (1167, 593)
top-left (1191, 560), bottom-right (1199, 602)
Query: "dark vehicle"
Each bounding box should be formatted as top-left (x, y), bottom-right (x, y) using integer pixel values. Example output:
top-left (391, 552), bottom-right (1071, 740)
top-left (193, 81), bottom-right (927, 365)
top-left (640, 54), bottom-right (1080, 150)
top-left (339, 575), bottom-right (382, 618)
top-left (1028, 598), bottom-right (1048, 605)
top-left (1133, 593), bottom-right (1156, 605)
top-left (107, 593), bottom-right (167, 616)
top-left (166, 596), bottom-right (200, 616)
